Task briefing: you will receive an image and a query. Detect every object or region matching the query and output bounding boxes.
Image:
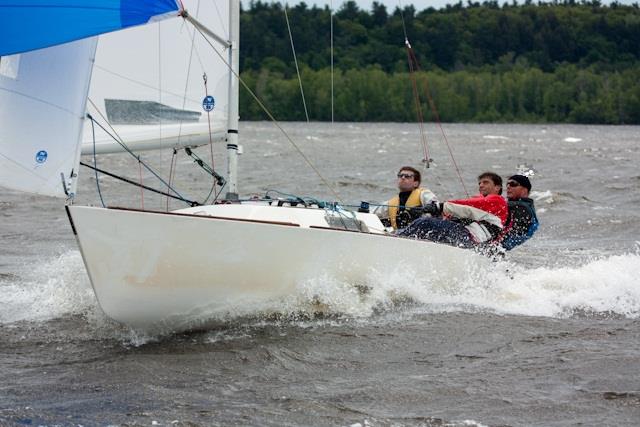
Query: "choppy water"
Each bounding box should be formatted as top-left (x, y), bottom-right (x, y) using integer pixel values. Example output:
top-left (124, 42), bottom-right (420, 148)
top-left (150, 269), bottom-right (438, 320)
top-left (1, 122), bottom-right (639, 426)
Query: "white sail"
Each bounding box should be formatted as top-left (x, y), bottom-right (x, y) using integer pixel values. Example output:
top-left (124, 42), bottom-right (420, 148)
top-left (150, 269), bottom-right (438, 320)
top-left (84, 0), bottom-right (231, 154)
top-left (80, 122), bottom-right (227, 155)
top-left (0, 38), bottom-right (97, 197)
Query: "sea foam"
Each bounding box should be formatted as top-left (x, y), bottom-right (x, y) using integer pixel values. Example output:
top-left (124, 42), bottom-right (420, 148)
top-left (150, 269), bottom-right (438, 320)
top-left (1, 250), bottom-right (639, 329)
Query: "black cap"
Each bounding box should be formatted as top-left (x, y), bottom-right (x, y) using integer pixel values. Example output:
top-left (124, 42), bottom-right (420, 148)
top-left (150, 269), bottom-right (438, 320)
top-left (508, 175), bottom-right (532, 191)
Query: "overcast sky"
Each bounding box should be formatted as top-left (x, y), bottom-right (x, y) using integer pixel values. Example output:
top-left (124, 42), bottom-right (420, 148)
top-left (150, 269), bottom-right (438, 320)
top-left (271, 0), bottom-right (638, 12)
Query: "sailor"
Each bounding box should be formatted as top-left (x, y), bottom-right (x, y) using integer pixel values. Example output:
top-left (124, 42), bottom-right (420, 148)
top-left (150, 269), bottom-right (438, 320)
top-left (374, 166), bottom-right (438, 230)
top-left (496, 174), bottom-right (539, 250)
top-left (398, 172), bottom-right (508, 248)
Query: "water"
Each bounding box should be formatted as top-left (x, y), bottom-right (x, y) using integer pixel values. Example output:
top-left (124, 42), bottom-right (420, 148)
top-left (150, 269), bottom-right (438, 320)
top-left (1, 122), bottom-right (639, 426)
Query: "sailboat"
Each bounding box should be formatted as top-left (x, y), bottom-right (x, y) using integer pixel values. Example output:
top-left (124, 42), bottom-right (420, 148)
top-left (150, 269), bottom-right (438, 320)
top-left (0, 0), bottom-right (486, 332)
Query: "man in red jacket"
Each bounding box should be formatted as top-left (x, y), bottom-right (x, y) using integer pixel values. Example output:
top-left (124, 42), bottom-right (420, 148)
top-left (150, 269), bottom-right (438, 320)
top-left (398, 172), bottom-right (508, 249)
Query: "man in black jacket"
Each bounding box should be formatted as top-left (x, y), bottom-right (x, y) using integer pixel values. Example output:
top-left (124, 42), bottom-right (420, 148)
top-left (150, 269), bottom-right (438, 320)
top-left (499, 174), bottom-right (539, 250)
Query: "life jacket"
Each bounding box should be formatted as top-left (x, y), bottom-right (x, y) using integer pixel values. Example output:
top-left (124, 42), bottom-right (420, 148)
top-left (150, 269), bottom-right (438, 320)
top-left (498, 198), bottom-right (539, 250)
top-left (389, 188), bottom-right (425, 230)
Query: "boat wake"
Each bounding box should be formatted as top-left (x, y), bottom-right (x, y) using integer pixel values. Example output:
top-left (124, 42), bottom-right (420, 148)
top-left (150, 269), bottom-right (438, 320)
top-left (1, 250), bottom-right (639, 333)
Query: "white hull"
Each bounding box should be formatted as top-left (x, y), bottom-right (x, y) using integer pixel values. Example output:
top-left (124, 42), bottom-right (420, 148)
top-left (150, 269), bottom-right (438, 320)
top-left (67, 204), bottom-right (486, 331)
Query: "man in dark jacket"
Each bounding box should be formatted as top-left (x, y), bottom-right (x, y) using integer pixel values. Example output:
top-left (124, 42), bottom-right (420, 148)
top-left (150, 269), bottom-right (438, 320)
top-left (499, 174), bottom-right (539, 250)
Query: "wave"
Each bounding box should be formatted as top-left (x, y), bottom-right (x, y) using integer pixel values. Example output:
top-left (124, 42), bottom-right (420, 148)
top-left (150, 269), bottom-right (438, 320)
top-left (1, 250), bottom-right (639, 331)
top-left (0, 251), bottom-right (97, 324)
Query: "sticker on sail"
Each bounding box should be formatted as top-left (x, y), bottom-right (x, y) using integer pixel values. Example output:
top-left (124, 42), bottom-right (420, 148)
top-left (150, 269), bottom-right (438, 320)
top-left (35, 150), bottom-right (48, 164)
top-left (0, 54), bottom-right (21, 79)
top-left (202, 95), bottom-right (215, 111)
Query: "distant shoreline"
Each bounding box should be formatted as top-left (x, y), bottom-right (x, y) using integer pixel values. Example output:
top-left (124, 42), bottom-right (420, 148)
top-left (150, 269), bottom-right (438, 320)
top-left (239, 2), bottom-right (640, 124)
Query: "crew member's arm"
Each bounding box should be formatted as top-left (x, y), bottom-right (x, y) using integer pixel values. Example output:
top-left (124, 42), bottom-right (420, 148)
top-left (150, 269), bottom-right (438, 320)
top-left (419, 188), bottom-right (438, 206)
top-left (443, 194), bottom-right (508, 226)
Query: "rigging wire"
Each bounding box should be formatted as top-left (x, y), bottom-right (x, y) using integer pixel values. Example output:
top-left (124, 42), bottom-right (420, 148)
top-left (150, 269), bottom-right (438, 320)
top-left (189, 20), bottom-right (344, 203)
top-left (202, 72), bottom-right (219, 202)
top-left (153, 19), bottom-right (163, 209)
top-left (330, 0), bottom-right (334, 124)
top-left (138, 159), bottom-right (144, 209)
top-left (284, 3), bottom-right (310, 122)
top-left (397, 0), bottom-right (430, 167)
top-left (176, 0), bottom-right (201, 153)
top-left (90, 116), bottom-right (106, 208)
top-left (397, 0), bottom-right (469, 197)
top-left (167, 148), bottom-right (177, 211)
top-left (410, 53), bottom-right (470, 198)
top-left (80, 161), bottom-right (200, 206)
top-left (210, 0), bottom-right (228, 36)
top-left (406, 41), bottom-right (431, 166)
top-left (174, 2), bottom-right (223, 205)
top-left (85, 103), bottom-right (192, 203)
top-left (184, 146), bottom-right (226, 204)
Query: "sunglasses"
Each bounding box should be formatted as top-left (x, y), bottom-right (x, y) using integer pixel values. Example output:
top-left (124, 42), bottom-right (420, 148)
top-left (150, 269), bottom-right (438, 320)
top-left (397, 173), bottom-right (415, 179)
top-left (507, 181), bottom-right (521, 187)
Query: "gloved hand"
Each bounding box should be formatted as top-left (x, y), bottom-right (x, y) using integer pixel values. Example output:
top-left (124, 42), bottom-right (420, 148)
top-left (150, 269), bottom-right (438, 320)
top-left (408, 206), bottom-right (425, 217)
top-left (397, 209), bottom-right (413, 225)
top-left (422, 201), bottom-right (443, 216)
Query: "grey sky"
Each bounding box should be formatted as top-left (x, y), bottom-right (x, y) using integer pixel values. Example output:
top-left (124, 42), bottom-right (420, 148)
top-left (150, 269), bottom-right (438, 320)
top-left (273, 0), bottom-right (637, 12)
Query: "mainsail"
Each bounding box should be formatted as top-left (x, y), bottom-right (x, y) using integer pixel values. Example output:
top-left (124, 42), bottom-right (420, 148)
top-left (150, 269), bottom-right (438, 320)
top-left (85, 0), bottom-right (230, 154)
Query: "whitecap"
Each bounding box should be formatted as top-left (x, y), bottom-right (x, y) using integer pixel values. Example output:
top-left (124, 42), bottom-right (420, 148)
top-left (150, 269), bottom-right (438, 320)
top-left (532, 190), bottom-right (554, 204)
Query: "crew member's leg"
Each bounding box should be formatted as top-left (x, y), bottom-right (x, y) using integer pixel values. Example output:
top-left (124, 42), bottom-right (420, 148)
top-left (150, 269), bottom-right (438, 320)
top-left (398, 217), bottom-right (475, 248)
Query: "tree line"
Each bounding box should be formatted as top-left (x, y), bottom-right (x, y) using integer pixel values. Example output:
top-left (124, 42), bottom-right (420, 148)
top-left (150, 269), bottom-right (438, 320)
top-left (238, 1), bottom-right (640, 123)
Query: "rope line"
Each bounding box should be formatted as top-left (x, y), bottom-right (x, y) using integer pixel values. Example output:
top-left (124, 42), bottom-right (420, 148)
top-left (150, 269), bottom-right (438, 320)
top-left (330, 0), bottom-right (334, 124)
top-left (80, 161), bottom-right (200, 206)
top-left (203, 73), bottom-right (218, 201)
top-left (414, 62), bottom-right (469, 197)
top-left (177, 0), bottom-right (200, 148)
top-left (397, 0), bottom-right (469, 197)
top-left (90, 117), bottom-right (106, 208)
top-left (284, 4), bottom-right (310, 122)
top-left (406, 43), bottom-right (430, 166)
top-left (189, 20), bottom-right (344, 203)
top-left (138, 158), bottom-right (144, 209)
top-left (86, 102), bottom-right (191, 202)
top-left (167, 148), bottom-right (177, 211)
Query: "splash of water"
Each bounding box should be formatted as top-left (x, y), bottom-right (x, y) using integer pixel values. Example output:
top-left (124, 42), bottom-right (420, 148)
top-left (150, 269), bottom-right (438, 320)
top-left (1, 251), bottom-right (639, 331)
top-left (0, 251), bottom-right (96, 323)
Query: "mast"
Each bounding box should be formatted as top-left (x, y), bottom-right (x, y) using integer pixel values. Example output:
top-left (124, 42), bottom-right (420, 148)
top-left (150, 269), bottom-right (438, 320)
top-left (225, 0), bottom-right (240, 200)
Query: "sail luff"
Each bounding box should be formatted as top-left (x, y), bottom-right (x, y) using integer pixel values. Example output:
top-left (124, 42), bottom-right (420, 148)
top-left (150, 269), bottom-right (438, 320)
top-left (68, 38), bottom-right (99, 197)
